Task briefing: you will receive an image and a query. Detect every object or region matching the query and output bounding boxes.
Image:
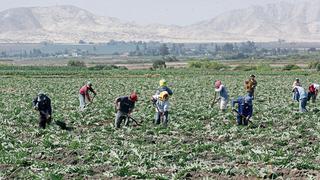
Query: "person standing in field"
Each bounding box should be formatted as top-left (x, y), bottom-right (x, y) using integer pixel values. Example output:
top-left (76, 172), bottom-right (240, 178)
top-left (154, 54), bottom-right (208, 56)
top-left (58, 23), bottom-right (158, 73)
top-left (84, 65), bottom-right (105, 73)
top-left (114, 92), bottom-right (138, 128)
top-left (212, 80), bottom-right (229, 112)
top-left (292, 78), bottom-right (301, 102)
top-left (307, 83), bottom-right (320, 103)
top-left (245, 74), bottom-right (257, 99)
top-left (292, 85), bottom-right (308, 112)
top-left (151, 79), bottom-right (173, 125)
top-left (152, 91), bottom-right (170, 126)
top-left (232, 95), bottom-right (253, 126)
top-left (79, 81), bottom-right (97, 110)
top-left (32, 92), bottom-right (52, 129)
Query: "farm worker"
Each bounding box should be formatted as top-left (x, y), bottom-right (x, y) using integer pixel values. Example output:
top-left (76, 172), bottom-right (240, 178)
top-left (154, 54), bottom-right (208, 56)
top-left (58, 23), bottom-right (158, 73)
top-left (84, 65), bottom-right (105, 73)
top-left (114, 92), bottom-right (138, 128)
top-left (32, 92), bottom-right (52, 129)
top-left (152, 91), bottom-right (170, 126)
top-left (292, 78), bottom-right (301, 87)
top-left (232, 95), bottom-right (253, 126)
top-left (79, 81), bottom-right (97, 110)
top-left (245, 74), bottom-right (257, 99)
top-left (155, 79), bottom-right (173, 96)
top-left (307, 83), bottom-right (320, 103)
top-left (293, 85), bottom-right (308, 112)
top-left (292, 78), bottom-right (301, 102)
top-left (212, 80), bottom-right (229, 112)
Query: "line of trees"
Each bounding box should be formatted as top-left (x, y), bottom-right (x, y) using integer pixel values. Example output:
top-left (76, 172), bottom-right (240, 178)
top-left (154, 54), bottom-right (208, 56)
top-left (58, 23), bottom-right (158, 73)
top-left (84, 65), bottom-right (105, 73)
top-left (1, 40), bottom-right (319, 59)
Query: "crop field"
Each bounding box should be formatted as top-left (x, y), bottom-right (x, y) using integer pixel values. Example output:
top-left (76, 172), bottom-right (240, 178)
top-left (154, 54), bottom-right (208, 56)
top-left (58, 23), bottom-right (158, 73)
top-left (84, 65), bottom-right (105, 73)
top-left (0, 67), bottom-right (319, 179)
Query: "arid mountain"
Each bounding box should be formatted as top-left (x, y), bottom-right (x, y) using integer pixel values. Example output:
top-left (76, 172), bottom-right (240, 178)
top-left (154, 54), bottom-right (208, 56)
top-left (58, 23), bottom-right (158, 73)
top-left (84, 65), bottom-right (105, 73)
top-left (0, 1), bottom-right (319, 43)
top-left (187, 0), bottom-right (320, 42)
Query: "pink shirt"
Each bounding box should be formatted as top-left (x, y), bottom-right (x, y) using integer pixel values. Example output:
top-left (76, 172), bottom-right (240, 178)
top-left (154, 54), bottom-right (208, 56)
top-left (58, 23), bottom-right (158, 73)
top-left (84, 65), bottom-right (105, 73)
top-left (79, 85), bottom-right (95, 101)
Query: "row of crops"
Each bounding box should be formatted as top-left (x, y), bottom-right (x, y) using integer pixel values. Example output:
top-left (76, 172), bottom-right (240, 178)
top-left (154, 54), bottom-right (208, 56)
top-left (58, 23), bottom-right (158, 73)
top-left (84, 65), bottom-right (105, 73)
top-left (0, 67), bottom-right (319, 179)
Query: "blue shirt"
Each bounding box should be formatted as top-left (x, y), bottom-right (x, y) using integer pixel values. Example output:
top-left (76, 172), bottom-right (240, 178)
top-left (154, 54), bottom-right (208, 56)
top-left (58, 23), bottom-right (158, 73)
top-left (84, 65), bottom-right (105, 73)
top-left (232, 96), bottom-right (253, 118)
top-left (156, 86), bottom-right (173, 95)
top-left (294, 86), bottom-right (307, 99)
top-left (215, 85), bottom-right (229, 100)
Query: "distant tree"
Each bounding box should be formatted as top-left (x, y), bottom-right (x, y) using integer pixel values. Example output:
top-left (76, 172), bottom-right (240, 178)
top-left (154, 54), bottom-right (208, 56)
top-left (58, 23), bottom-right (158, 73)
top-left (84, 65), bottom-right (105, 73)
top-left (171, 43), bottom-right (177, 55)
top-left (222, 43), bottom-right (234, 52)
top-left (282, 64), bottom-right (300, 71)
top-left (153, 60), bottom-right (166, 69)
top-left (1, 51), bottom-right (7, 57)
top-left (135, 45), bottom-right (142, 56)
top-left (308, 48), bottom-right (317, 52)
top-left (30, 49), bottom-right (42, 57)
top-left (215, 44), bottom-right (221, 52)
top-left (23, 50), bottom-right (27, 58)
top-left (159, 44), bottom-right (170, 56)
top-left (239, 41), bottom-right (256, 53)
top-left (142, 42), bottom-right (147, 54)
top-left (67, 60), bottom-right (86, 67)
top-left (135, 44), bottom-right (140, 52)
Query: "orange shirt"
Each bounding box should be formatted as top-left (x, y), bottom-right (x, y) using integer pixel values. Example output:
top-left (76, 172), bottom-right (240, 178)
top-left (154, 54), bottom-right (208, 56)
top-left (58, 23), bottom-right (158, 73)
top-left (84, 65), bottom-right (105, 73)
top-left (245, 79), bottom-right (257, 92)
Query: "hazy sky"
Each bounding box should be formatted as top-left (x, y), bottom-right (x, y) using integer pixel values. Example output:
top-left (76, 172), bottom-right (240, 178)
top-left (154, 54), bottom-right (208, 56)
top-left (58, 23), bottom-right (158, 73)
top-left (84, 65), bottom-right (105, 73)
top-left (0, 0), bottom-right (298, 25)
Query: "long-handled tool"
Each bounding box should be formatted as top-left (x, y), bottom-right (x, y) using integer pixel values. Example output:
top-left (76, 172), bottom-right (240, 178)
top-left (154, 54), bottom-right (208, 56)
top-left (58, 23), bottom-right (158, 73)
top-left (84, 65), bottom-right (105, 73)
top-left (210, 93), bottom-right (220, 107)
top-left (127, 115), bottom-right (142, 126)
top-left (91, 94), bottom-right (96, 102)
top-left (87, 94), bottom-right (96, 107)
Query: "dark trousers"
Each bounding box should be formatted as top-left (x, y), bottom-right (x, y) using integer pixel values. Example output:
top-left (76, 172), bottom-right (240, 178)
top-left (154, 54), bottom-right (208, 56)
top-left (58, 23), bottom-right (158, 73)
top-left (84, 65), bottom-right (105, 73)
top-left (299, 98), bottom-right (308, 112)
top-left (237, 115), bottom-right (249, 126)
top-left (307, 92), bottom-right (316, 103)
top-left (39, 113), bottom-right (51, 129)
top-left (155, 111), bottom-right (169, 125)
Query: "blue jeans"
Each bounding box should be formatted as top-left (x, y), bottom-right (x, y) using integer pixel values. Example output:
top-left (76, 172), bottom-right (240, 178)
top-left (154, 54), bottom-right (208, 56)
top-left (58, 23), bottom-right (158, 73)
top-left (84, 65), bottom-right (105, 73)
top-left (237, 115), bottom-right (249, 126)
top-left (155, 111), bottom-right (169, 126)
top-left (115, 111), bottom-right (129, 128)
top-left (307, 92), bottom-right (316, 103)
top-left (292, 91), bottom-right (300, 102)
top-left (299, 98), bottom-right (307, 112)
top-left (79, 94), bottom-right (86, 110)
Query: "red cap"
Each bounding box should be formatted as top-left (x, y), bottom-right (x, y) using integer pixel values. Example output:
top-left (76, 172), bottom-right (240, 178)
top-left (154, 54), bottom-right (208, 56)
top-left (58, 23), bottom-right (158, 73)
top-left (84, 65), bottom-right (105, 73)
top-left (130, 93), bottom-right (138, 102)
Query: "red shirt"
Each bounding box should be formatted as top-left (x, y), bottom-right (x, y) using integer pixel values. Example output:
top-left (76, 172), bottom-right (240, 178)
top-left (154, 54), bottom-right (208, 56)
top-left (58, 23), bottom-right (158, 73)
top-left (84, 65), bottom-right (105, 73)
top-left (309, 84), bottom-right (319, 96)
top-left (79, 85), bottom-right (96, 101)
top-left (309, 84), bottom-right (316, 93)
